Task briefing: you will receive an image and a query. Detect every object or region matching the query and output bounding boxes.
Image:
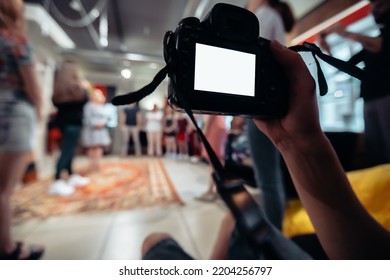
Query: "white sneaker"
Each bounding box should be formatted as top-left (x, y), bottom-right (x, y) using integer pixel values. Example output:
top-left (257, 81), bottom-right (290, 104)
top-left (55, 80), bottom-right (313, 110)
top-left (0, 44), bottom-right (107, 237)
top-left (68, 174), bottom-right (90, 187)
top-left (49, 180), bottom-right (75, 196)
top-left (190, 156), bottom-right (200, 163)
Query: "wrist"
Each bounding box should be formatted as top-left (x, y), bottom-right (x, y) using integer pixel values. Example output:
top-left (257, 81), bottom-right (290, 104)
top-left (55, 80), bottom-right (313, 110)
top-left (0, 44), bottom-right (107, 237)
top-left (276, 131), bottom-right (329, 155)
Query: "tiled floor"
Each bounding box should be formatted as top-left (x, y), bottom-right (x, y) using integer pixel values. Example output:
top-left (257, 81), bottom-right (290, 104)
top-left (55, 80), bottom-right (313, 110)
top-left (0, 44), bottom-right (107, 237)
top-left (11, 156), bottom-right (228, 260)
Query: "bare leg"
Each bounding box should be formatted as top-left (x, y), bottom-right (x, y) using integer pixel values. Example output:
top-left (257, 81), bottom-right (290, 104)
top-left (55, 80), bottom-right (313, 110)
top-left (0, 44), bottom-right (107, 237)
top-left (142, 233), bottom-right (172, 258)
top-left (87, 147), bottom-right (102, 173)
top-left (95, 147), bottom-right (104, 171)
top-left (0, 152), bottom-right (44, 258)
top-left (205, 171), bottom-right (216, 195)
top-left (121, 127), bottom-right (130, 156)
top-left (147, 132), bottom-right (154, 156)
top-left (141, 232), bottom-right (194, 260)
top-left (155, 132), bottom-right (162, 156)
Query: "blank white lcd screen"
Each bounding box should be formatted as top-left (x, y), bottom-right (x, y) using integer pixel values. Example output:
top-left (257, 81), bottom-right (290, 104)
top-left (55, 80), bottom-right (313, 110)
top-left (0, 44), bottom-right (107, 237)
top-left (194, 43), bottom-right (256, 97)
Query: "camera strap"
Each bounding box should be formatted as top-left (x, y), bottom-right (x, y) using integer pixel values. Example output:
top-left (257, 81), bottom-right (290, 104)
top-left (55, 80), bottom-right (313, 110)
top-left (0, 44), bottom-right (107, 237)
top-left (289, 42), bottom-right (365, 96)
top-left (111, 42), bottom-right (366, 256)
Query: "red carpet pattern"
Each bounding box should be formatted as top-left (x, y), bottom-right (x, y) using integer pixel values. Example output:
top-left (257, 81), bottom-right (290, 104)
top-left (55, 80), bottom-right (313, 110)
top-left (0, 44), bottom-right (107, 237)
top-left (11, 158), bottom-right (183, 224)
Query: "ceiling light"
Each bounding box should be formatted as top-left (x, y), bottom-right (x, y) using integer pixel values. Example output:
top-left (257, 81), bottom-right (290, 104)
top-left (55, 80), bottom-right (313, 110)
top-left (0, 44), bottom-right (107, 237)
top-left (100, 37), bottom-right (108, 47)
top-left (334, 90), bottom-right (344, 98)
top-left (90, 8), bottom-right (100, 18)
top-left (121, 69), bottom-right (132, 79)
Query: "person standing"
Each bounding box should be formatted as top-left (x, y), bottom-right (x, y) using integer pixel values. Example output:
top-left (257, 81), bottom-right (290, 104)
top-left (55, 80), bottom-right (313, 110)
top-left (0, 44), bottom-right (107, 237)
top-left (0, 0), bottom-right (45, 259)
top-left (320, 0), bottom-right (390, 166)
top-left (145, 104), bottom-right (163, 157)
top-left (196, 115), bottom-right (227, 202)
top-left (82, 88), bottom-right (111, 172)
top-left (162, 106), bottom-right (177, 158)
top-left (243, 0), bottom-right (295, 230)
top-left (49, 61), bottom-right (90, 196)
top-left (120, 102), bottom-right (142, 156)
top-left (176, 112), bottom-right (190, 160)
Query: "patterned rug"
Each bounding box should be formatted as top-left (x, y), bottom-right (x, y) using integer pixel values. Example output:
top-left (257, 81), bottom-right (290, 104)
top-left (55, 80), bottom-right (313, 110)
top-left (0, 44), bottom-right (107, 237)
top-left (11, 157), bottom-right (183, 224)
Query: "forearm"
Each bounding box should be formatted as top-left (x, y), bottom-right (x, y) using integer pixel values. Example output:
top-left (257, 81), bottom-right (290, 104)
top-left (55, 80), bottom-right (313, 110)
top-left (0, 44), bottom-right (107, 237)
top-left (20, 65), bottom-right (42, 109)
top-left (342, 31), bottom-right (382, 53)
top-left (278, 133), bottom-right (390, 259)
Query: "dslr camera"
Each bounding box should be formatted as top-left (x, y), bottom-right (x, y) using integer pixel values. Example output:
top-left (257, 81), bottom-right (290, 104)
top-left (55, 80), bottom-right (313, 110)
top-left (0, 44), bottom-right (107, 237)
top-left (164, 3), bottom-right (289, 118)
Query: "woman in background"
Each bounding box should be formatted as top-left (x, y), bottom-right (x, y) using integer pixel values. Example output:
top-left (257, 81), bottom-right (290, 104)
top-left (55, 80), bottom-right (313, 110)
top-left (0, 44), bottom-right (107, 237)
top-left (82, 88), bottom-right (111, 173)
top-left (196, 115), bottom-right (227, 202)
top-left (0, 0), bottom-right (44, 259)
top-left (176, 112), bottom-right (189, 160)
top-left (50, 61), bottom-right (90, 196)
top-left (244, 0), bottom-right (295, 230)
top-left (162, 106), bottom-right (177, 158)
top-left (145, 104), bottom-right (164, 157)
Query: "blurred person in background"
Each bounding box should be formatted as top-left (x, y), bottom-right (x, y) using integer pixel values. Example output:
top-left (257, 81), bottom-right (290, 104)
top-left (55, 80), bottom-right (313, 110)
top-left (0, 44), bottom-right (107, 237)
top-left (145, 104), bottom-right (163, 157)
top-left (244, 0), bottom-right (295, 230)
top-left (196, 115), bottom-right (227, 202)
top-left (49, 61), bottom-right (90, 196)
top-left (82, 88), bottom-right (111, 173)
top-left (176, 112), bottom-right (189, 160)
top-left (162, 106), bottom-right (177, 158)
top-left (120, 102), bottom-right (142, 156)
top-left (0, 0), bottom-right (44, 259)
top-left (319, 0), bottom-right (390, 166)
top-left (102, 100), bottom-right (118, 155)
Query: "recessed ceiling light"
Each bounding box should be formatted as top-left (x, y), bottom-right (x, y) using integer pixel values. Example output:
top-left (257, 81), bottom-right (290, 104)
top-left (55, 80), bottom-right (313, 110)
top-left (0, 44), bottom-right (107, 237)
top-left (334, 90), bottom-right (344, 98)
top-left (100, 37), bottom-right (108, 47)
top-left (90, 8), bottom-right (100, 18)
top-left (121, 69), bottom-right (132, 79)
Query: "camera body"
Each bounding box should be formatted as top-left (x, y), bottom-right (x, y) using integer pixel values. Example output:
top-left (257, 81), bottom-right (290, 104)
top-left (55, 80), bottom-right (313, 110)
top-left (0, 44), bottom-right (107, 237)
top-left (165, 3), bottom-right (289, 118)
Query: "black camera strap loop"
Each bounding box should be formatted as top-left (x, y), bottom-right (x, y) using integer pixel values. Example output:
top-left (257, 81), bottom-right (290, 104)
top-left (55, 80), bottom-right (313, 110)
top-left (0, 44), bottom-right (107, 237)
top-left (289, 42), bottom-right (365, 96)
top-left (111, 65), bottom-right (169, 106)
top-left (174, 92), bottom-right (226, 177)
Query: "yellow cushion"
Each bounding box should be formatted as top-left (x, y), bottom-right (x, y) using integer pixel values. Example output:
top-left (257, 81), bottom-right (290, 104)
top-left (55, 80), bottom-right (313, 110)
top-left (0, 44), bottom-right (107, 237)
top-left (283, 164), bottom-right (390, 237)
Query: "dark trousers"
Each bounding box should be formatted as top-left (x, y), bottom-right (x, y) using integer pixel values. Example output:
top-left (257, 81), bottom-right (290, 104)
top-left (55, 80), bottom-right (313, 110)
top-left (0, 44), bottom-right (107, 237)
top-left (246, 119), bottom-right (286, 230)
top-left (55, 125), bottom-right (82, 179)
top-left (364, 94), bottom-right (390, 166)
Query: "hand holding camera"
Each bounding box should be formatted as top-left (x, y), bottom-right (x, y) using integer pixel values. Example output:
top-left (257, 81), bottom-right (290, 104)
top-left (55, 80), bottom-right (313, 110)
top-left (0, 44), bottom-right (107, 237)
top-left (253, 40), bottom-right (321, 150)
top-left (112, 3), bottom-right (368, 260)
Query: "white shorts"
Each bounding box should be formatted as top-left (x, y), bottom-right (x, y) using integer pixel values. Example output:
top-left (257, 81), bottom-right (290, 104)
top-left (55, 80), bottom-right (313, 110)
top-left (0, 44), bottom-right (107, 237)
top-left (0, 100), bottom-right (36, 152)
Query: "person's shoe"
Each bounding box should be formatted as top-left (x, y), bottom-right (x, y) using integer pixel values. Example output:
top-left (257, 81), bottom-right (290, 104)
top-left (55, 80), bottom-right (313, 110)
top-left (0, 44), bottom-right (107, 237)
top-left (49, 179), bottom-right (75, 196)
top-left (0, 242), bottom-right (44, 260)
top-left (190, 156), bottom-right (200, 163)
top-left (195, 192), bottom-right (219, 202)
top-left (68, 174), bottom-right (90, 187)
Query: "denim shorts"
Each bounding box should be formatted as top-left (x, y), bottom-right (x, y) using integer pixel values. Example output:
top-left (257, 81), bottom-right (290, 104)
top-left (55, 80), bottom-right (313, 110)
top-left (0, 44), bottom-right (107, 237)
top-left (0, 100), bottom-right (36, 152)
top-left (143, 238), bottom-right (194, 260)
